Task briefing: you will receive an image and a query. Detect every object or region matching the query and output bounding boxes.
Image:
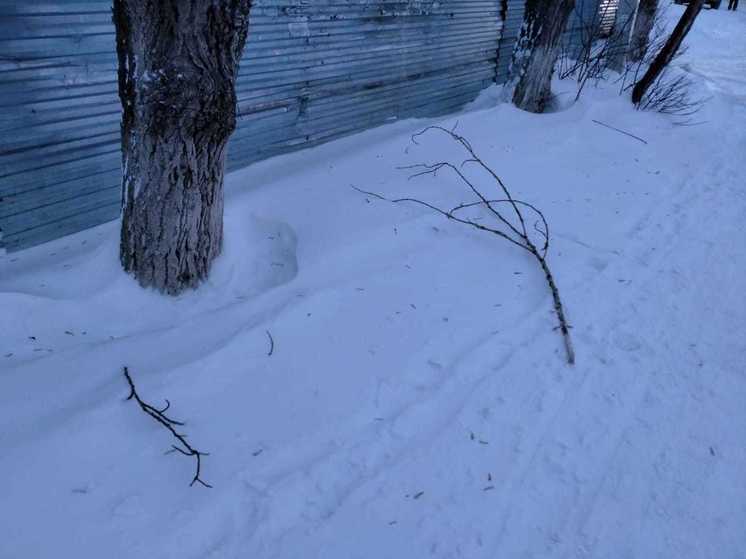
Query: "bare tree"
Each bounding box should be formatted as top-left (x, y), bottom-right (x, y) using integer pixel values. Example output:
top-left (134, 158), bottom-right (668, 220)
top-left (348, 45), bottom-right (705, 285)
top-left (557, 1), bottom-right (606, 83)
top-left (607, 0), bottom-right (638, 72)
top-left (632, 0), bottom-right (704, 104)
top-left (510, 0), bottom-right (577, 113)
top-left (557, 0), bottom-right (640, 101)
top-left (629, 0), bottom-right (659, 62)
top-left (113, 1), bottom-right (252, 294)
top-left (618, 2), bottom-right (670, 91)
top-left (635, 71), bottom-right (704, 120)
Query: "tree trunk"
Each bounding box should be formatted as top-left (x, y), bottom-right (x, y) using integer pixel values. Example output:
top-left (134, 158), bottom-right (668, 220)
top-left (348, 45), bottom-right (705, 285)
top-left (631, 0), bottom-right (703, 104)
top-left (628, 0), bottom-right (659, 62)
top-left (113, 0), bottom-right (251, 294)
top-left (510, 0), bottom-right (576, 113)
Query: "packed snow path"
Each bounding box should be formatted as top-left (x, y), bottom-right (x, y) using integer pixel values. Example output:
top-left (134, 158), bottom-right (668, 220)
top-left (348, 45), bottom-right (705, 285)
top-left (1, 7), bottom-right (744, 559)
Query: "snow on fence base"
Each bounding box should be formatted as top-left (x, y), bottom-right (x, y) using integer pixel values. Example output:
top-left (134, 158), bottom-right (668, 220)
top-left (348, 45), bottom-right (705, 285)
top-left (0, 0), bottom-right (609, 254)
top-left (0, 0), bottom-right (505, 252)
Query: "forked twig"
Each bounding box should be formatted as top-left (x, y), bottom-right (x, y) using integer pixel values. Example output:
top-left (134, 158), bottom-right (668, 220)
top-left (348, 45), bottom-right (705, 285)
top-left (123, 367), bottom-right (212, 488)
top-left (355, 126), bottom-right (575, 364)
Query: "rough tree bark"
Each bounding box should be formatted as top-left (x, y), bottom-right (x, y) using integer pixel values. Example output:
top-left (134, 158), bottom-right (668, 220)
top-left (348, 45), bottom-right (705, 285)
top-left (628, 0), bottom-right (659, 62)
top-left (510, 0), bottom-right (576, 113)
top-left (632, 0), bottom-right (703, 104)
top-left (113, 0), bottom-right (251, 294)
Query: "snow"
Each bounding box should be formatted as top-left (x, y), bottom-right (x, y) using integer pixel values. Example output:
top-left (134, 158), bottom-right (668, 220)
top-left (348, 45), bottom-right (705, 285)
top-left (1, 7), bottom-right (745, 558)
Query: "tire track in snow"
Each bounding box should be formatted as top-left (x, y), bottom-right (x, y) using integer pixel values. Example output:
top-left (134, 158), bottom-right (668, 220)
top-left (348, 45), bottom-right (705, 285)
top-left (224, 128), bottom-right (743, 556)
top-left (236, 321), bottom-right (550, 556)
top-left (488, 136), bottom-right (746, 558)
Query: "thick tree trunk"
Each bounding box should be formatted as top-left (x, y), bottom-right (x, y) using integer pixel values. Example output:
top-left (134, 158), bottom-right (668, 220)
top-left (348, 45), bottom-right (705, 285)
top-left (631, 0), bottom-right (703, 104)
top-left (113, 0), bottom-right (251, 294)
top-left (628, 0), bottom-right (659, 62)
top-left (510, 0), bottom-right (576, 113)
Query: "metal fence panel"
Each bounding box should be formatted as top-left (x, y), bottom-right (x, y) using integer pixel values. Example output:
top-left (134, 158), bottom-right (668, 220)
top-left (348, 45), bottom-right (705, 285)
top-left (0, 0), bottom-right (507, 251)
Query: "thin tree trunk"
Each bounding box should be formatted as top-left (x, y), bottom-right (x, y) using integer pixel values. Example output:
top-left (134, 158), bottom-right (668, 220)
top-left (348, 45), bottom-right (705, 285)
top-left (113, 0), bottom-right (251, 294)
top-left (629, 0), bottom-right (659, 62)
top-left (510, 0), bottom-right (576, 113)
top-left (631, 0), bottom-right (703, 104)
top-left (607, 0), bottom-right (638, 73)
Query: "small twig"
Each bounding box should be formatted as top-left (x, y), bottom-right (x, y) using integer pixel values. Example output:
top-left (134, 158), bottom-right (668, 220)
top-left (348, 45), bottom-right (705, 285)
top-left (123, 367), bottom-right (212, 488)
top-left (266, 330), bottom-right (274, 356)
top-left (591, 119), bottom-right (648, 144)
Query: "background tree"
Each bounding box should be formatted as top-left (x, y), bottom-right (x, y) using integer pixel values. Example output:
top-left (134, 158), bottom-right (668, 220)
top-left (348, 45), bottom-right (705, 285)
top-left (629, 0), bottom-right (659, 62)
top-left (510, 0), bottom-right (576, 113)
top-left (607, 0), bottom-right (638, 72)
top-left (632, 0), bottom-right (704, 104)
top-left (113, 1), bottom-right (252, 294)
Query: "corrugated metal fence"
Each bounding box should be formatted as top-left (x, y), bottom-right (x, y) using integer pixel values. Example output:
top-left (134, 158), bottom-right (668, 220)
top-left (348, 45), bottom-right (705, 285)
top-left (598, 0), bottom-right (621, 35)
top-left (0, 0), bottom-right (603, 252)
top-left (0, 0), bottom-right (506, 252)
top-left (498, 0), bottom-right (526, 81)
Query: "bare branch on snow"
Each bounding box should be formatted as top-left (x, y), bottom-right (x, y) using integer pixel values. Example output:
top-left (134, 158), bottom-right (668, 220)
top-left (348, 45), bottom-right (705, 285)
top-left (123, 366), bottom-right (211, 488)
top-left (354, 126), bottom-right (575, 364)
top-left (591, 119), bottom-right (648, 144)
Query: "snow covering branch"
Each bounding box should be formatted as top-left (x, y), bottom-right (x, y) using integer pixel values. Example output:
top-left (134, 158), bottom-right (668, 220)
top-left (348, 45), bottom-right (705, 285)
top-left (353, 126), bottom-right (575, 365)
top-left (123, 367), bottom-right (212, 488)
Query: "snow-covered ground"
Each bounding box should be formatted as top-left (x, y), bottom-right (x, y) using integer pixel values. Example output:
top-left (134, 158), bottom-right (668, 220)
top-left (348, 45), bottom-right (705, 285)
top-left (1, 7), bottom-right (744, 559)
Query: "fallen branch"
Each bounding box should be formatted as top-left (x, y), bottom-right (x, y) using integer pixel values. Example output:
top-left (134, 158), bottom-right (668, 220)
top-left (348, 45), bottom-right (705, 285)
top-left (591, 119), bottom-right (648, 144)
top-left (123, 367), bottom-right (211, 488)
top-left (354, 126), bottom-right (575, 364)
top-left (266, 330), bottom-right (274, 356)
